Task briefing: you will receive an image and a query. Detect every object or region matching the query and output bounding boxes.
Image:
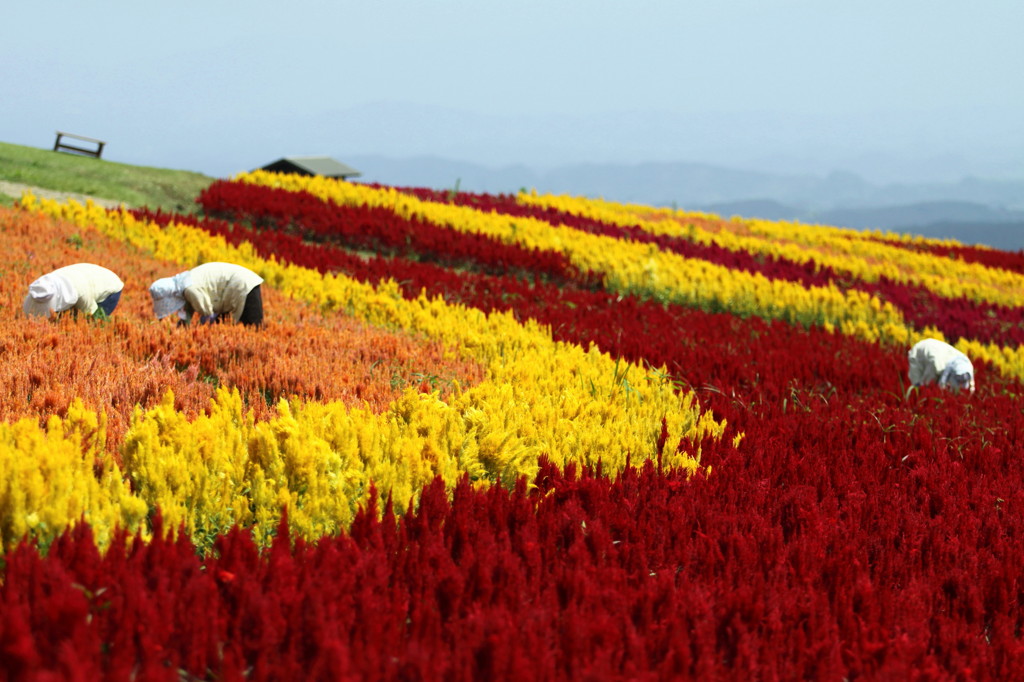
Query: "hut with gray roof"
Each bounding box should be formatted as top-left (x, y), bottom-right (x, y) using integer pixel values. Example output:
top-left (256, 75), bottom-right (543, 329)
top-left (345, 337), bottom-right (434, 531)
top-left (259, 156), bottom-right (362, 179)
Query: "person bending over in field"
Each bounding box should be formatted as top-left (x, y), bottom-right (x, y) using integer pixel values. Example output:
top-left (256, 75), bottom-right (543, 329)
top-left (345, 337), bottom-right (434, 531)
top-left (907, 338), bottom-right (975, 395)
top-left (149, 262), bottom-right (264, 328)
top-left (23, 263), bottom-right (124, 320)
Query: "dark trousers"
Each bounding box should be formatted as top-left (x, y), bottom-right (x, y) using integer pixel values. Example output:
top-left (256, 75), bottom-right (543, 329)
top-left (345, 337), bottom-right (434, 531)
top-left (238, 285), bottom-right (264, 327)
top-left (98, 290), bottom-right (121, 316)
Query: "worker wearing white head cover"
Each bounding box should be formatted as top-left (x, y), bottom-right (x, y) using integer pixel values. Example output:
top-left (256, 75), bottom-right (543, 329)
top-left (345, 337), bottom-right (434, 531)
top-left (150, 262), bottom-right (264, 327)
top-left (23, 263), bottom-right (124, 318)
top-left (908, 338), bottom-right (975, 393)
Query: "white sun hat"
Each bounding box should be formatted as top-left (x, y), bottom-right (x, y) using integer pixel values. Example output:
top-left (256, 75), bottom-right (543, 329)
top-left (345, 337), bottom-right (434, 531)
top-left (149, 272), bottom-right (192, 319)
top-left (23, 273), bottom-right (78, 317)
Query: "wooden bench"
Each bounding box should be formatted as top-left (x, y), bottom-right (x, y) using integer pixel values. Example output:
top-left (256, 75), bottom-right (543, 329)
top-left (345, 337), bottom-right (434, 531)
top-left (53, 131), bottom-right (106, 159)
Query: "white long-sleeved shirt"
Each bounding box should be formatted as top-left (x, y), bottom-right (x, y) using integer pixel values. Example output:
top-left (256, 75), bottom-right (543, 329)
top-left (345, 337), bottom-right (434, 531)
top-left (908, 338), bottom-right (974, 391)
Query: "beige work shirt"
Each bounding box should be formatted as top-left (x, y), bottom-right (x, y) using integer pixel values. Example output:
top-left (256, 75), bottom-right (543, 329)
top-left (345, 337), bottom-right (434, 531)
top-left (50, 263), bottom-right (124, 315)
top-left (183, 262), bottom-right (264, 322)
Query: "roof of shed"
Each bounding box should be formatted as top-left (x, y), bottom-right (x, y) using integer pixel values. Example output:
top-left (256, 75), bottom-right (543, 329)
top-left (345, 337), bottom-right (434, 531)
top-left (261, 156), bottom-right (362, 178)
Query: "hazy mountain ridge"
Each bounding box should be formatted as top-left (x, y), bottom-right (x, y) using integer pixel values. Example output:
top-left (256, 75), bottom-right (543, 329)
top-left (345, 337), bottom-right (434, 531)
top-left (343, 153), bottom-right (1024, 249)
top-left (345, 154), bottom-right (1024, 209)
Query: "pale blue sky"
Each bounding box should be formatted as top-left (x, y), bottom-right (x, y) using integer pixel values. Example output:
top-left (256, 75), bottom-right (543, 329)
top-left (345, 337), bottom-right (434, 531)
top-left (3, 0), bottom-right (1022, 181)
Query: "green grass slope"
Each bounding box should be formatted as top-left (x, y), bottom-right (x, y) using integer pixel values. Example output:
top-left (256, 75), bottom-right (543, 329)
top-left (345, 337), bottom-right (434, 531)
top-left (0, 141), bottom-right (214, 212)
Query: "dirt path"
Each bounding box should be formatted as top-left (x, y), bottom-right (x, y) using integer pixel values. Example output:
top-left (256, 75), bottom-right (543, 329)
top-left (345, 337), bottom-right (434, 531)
top-left (0, 180), bottom-right (125, 209)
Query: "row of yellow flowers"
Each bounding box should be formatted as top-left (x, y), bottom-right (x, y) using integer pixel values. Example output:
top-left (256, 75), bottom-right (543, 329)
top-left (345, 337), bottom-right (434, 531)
top-left (233, 172), bottom-right (1024, 385)
top-left (519, 192), bottom-right (1024, 307)
top-left (5, 194), bottom-right (729, 552)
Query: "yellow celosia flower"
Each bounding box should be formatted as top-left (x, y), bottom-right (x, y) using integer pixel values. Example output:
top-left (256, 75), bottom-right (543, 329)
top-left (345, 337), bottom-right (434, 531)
top-left (0, 399), bottom-right (148, 551)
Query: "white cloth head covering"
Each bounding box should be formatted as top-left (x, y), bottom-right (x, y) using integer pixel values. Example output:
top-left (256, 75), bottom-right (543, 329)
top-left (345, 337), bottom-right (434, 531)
top-left (149, 271), bottom-right (193, 319)
top-left (946, 355), bottom-right (975, 392)
top-left (23, 273), bottom-right (78, 317)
